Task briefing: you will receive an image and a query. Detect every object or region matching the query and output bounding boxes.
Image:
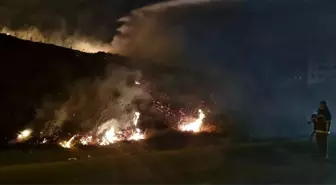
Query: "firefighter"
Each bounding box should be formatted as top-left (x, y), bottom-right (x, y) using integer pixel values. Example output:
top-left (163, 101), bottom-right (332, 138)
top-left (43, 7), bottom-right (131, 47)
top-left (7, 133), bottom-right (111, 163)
top-left (314, 101), bottom-right (332, 158)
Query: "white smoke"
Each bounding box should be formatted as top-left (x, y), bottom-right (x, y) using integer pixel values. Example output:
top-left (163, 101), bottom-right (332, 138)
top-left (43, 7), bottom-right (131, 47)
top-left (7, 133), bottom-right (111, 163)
top-left (111, 0), bottom-right (223, 58)
top-left (37, 65), bottom-right (151, 137)
top-left (0, 0), bottom-right (222, 56)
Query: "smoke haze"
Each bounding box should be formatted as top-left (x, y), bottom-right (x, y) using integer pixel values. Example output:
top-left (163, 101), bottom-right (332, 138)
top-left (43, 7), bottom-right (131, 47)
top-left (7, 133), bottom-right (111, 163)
top-left (119, 0), bottom-right (336, 138)
top-left (3, 0), bottom-right (336, 139)
top-left (33, 65), bottom-right (150, 137)
top-left (0, 0), bottom-right (165, 53)
top-left (0, 0), bottom-right (221, 55)
top-left (0, 0), bottom-right (215, 54)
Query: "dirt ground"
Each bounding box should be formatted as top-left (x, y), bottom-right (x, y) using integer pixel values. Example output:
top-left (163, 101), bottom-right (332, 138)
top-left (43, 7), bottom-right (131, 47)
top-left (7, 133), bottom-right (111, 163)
top-left (0, 136), bottom-right (336, 184)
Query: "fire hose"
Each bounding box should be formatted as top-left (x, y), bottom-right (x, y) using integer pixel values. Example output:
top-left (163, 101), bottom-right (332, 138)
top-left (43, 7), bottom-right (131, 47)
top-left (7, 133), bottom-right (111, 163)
top-left (309, 130), bottom-right (315, 143)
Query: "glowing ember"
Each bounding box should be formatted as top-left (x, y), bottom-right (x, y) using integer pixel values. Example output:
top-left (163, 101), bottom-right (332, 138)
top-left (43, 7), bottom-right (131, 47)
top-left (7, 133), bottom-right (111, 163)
top-left (41, 138), bottom-right (48, 144)
top-left (59, 135), bottom-right (76, 149)
top-left (12, 111), bottom-right (151, 148)
top-left (179, 109), bottom-right (205, 133)
top-left (17, 129), bottom-right (33, 141)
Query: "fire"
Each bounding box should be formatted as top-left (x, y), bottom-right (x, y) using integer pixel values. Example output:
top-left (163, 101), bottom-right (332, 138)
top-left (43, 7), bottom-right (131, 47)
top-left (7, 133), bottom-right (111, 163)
top-left (96, 119), bottom-right (121, 145)
top-left (0, 27), bottom-right (114, 54)
top-left (59, 135), bottom-right (76, 149)
top-left (178, 109), bottom-right (205, 133)
top-left (128, 128), bottom-right (145, 140)
top-left (79, 136), bottom-right (93, 146)
top-left (79, 111), bottom-right (145, 146)
top-left (133, 112), bottom-right (140, 126)
top-left (127, 112), bottom-right (144, 140)
top-left (17, 129), bottom-right (33, 142)
top-left (12, 107), bottom-right (212, 148)
top-left (41, 138), bottom-right (48, 144)
top-left (99, 126), bottom-right (121, 145)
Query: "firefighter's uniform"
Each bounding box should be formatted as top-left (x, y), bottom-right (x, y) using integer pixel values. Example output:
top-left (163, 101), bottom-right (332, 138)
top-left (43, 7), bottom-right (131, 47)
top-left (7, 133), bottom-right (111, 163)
top-left (313, 104), bottom-right (332, 158)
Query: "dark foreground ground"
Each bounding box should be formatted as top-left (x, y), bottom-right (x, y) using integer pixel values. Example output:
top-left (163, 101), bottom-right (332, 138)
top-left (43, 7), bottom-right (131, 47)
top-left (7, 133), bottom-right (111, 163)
top-left (1, 135), bottom-right (336, 184)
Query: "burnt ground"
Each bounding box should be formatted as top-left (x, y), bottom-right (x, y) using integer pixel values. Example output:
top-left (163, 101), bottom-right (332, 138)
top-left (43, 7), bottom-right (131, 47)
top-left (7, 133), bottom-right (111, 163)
top-left (0, 134), bottom-right (336, 184)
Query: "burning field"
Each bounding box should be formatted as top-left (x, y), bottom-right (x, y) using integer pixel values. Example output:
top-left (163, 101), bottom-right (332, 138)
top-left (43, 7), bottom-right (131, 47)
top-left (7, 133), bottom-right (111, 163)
top-left (1, 32), bottom-right (223, 156)
top-left (9, 70), bottom-right (220, 151)
top-left (14, 107), bottom-right (215, 150)
top-left (0, 27), bottom-right (114, 54)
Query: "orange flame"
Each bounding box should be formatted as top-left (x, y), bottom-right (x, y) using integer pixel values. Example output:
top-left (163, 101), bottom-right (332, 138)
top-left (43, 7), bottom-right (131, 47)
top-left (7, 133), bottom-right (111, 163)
top-left (133, 112), bottom-right (140, 126)
top-left (99, 126), bottom-right (121, 145)
top-left (16, 129), bottom-right (33, 142)
top-left (0, 27), bottom-right (114, 54)
top-left (127, 112), bottom-right (144, 141)
top-left (96, 111), bottom-right (144, 146)
top-left (79, 136), bottom-right (93, 145)
top-left (178, 109), bottom-right (205, 133)
top-left (59, 135), bottom-right (76, 148)
top-left (128, 128), bottom-right (145, 141)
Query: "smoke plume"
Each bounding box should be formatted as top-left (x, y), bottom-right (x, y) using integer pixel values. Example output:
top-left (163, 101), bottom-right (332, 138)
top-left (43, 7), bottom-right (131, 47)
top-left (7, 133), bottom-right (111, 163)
top-left (115, 0), bottom-right (336, 139)
top-left (0, 0), bottom-right (222, 56)
top-left (33, 65), bottom-right (150, 137)
top-left (111, 0), bottom-right (223, 60)
top-left (0, 0), bottom-right (141, 53)
top-left (4, 0), bottom-right (336, 139)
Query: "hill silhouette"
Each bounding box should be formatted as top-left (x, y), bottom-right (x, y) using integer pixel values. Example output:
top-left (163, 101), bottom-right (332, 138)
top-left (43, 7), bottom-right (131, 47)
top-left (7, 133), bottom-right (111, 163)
top-left (0, 34), bottom-right (211, 143)
top-left (0, 34), bottom-right (130, 140)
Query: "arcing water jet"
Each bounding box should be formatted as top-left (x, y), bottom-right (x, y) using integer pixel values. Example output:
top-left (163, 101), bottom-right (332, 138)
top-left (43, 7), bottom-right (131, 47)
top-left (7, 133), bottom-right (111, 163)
top-left (0, 0), bottom-right (221, 56)
top-left (111, 0), bottom-right (223, 57)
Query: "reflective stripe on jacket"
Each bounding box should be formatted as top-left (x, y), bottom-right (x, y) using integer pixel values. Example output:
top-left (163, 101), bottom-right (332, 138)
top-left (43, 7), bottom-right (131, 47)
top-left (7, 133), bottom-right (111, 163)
top-left (315, 130), bottom-right (330, 134)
